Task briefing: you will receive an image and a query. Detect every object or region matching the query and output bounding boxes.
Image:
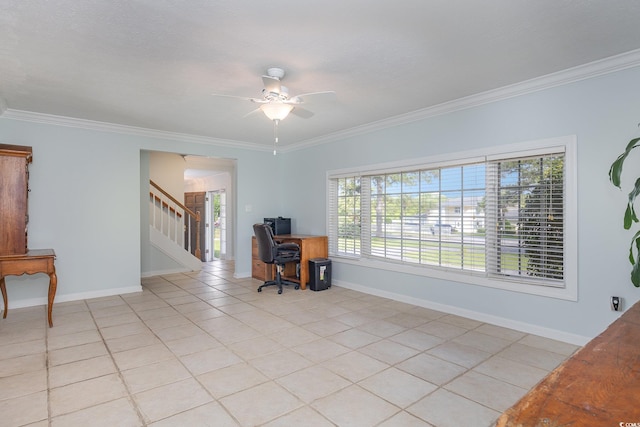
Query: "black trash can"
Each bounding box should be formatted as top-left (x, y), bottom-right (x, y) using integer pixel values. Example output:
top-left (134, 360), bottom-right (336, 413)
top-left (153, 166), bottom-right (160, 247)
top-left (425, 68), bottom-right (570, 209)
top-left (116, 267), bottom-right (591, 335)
top-left (308, 258), bottom-right (331, 291)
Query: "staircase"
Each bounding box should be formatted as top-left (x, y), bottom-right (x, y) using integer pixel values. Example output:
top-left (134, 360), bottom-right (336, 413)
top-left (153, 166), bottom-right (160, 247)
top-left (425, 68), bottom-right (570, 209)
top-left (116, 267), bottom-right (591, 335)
top-left (149, 180), bottom-right (202, 271)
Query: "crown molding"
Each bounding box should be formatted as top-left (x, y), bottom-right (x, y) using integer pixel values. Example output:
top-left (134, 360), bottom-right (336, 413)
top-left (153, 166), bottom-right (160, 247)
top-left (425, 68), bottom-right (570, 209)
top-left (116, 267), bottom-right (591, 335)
top-left (285, 48), bottom-right (640, 153)
top-left (2, 48), bottom-right (640, 154)
top-left (0, 109), bottom-right (271, 152)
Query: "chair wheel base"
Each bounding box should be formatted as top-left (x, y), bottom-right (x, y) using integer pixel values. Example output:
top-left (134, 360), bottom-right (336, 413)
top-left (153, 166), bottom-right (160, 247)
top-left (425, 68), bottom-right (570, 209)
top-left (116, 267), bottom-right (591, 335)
top-left (256, 278), bottom-right (300, 295)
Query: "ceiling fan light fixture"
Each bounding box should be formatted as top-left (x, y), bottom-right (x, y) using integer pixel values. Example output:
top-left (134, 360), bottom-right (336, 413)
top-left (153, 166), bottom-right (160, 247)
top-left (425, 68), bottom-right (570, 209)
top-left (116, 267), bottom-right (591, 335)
top-left (260, 102), bottom-right (293, 121)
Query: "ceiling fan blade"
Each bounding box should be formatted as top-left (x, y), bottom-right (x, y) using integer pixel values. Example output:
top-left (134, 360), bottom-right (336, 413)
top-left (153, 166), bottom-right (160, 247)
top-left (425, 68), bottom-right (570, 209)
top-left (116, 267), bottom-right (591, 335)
top-left (290, 107), bottom-right (314, 119)
top-left (242, 108), bottom-right (263, 118)
top-left (262, 75), bottom-right (281, 94)
top-left (288, 91), bottom-right (336, 105)
top-left (211, 93), bottom-right (254, 101)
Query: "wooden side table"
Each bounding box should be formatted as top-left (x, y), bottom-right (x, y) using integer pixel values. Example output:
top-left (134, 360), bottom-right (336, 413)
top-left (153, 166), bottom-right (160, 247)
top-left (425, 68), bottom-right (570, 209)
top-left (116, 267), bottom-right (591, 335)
top-left (0, 249), bottom-right (57, 327)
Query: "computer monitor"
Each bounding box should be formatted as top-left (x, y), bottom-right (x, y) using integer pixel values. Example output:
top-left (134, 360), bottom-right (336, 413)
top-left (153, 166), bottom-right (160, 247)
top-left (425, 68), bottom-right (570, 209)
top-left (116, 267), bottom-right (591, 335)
top-left (264, 217), bottom-right (291, 235)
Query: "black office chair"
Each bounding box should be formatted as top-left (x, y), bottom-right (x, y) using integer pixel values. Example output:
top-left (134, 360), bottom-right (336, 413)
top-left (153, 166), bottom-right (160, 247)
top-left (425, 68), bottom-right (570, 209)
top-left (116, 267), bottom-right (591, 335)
top-left (253, 223), bottom-right (301, 294)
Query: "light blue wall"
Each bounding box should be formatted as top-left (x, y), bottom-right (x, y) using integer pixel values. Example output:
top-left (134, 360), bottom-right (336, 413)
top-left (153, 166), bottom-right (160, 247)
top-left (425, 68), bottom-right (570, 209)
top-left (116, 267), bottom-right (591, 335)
top-left (0, 119), bottom-right (279, 308)
top-left (282, 66), bottom-right (640, 341)
top-left (2, 65), bottom-right (639, 341)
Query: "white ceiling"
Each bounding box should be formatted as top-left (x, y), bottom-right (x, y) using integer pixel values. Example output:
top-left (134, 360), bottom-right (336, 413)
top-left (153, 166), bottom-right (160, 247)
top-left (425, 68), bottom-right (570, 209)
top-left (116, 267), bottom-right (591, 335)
top-left (2, 1), bottom-right (640, 150)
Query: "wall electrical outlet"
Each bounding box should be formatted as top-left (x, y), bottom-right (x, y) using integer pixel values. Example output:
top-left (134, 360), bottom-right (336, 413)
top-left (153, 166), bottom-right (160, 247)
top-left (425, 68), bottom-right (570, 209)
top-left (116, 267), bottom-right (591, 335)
top-left (611, 296), bottom-right (622, 312)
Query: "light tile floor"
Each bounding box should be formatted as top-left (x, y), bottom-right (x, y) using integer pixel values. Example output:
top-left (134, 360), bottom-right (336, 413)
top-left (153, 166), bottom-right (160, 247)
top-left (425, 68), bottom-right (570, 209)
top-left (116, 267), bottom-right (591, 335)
top-left (0, 260), bottom-right (579, 426)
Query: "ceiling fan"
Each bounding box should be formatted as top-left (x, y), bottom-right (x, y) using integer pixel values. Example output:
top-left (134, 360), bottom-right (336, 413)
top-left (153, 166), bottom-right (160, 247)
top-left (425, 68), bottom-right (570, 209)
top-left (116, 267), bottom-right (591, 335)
top-left (213, 67), bottom-right (336, 154)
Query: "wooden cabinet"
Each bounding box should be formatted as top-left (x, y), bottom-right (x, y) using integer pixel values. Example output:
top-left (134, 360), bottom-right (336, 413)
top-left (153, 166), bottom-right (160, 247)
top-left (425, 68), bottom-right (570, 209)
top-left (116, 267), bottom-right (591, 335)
top-left (252, 235), bottom-right (328, 290)
top-left (0, 144), bottom-right (58, 327)
top-left (0, 144), bottom-right (32, 256)
top-left (251, 236), bottom-right (273, 282)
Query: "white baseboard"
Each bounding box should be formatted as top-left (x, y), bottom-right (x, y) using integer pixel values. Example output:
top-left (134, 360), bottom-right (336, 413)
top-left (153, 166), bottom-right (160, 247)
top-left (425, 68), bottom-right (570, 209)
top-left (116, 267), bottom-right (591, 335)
top-left (333, 279), bottom-right (591, 346)
top-left (141, 268), bottom-right (194, 278)
top-left (1, 285), bottom-right (142, 311)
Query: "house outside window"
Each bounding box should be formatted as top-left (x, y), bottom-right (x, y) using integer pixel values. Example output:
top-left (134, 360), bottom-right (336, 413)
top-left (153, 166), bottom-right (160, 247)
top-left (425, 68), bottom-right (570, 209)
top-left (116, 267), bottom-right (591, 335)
top-left (327, 136), bottom-right (577, 300)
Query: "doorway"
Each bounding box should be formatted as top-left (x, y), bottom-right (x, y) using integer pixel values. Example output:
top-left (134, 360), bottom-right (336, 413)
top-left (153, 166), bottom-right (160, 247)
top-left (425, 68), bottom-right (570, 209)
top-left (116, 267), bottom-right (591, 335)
top-left (184, 191), bottom-right (206, 261)
top-left (206, 189), bottom-right (227, 260)
top-left (144, 151), bottom-right (236, 270)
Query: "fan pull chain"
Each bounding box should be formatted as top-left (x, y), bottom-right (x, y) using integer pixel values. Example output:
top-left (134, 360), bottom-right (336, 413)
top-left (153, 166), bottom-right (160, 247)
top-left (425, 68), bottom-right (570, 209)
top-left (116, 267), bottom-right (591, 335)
top-left (273, 119), bottom-right (280, 155)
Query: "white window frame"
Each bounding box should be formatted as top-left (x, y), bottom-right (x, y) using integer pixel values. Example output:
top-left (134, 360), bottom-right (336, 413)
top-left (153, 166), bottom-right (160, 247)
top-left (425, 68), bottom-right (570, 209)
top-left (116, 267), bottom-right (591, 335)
top-left (326, 135), bottom-right (578, 301)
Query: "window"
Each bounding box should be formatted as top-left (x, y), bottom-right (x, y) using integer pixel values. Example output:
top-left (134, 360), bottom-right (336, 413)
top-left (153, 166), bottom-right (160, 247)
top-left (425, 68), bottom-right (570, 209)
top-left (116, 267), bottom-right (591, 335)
top-left (329, 177), bottom-right (361, 256)
top-left (486, 155), bottom-right (565, 285)
top-left (327, 136), bottom-right (577, 298)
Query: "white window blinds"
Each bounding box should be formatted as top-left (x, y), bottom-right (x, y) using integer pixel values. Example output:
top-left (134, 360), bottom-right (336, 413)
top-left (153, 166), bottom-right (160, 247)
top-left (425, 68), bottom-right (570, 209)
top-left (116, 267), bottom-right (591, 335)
top-left (329, 176), bottom-right (361, 256)
top-left (485, 153), bottom-right (565, 286)
top-left (327, 137), bottom-right (573, 293)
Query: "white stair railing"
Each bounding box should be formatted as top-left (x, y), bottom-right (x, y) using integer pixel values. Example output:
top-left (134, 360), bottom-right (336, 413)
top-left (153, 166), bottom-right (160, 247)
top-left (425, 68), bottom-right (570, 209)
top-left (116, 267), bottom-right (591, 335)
top-left (149, 180), bottom-right (201, 259)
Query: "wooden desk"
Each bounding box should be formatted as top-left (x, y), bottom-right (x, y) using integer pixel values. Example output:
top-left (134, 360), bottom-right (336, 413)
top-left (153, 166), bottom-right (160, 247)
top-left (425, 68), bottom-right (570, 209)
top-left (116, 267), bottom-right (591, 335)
top-left (496, 300), bottom-right (640, 426)
top-left (0, 249), bottom-right (57, 327)
top-left (252, 235), bottom-right (328, 290)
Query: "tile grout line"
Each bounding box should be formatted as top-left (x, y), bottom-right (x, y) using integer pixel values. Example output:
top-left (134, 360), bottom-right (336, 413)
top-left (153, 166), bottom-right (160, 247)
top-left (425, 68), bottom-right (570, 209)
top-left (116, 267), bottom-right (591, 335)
top-left (10, 259), bottom-right (579, 427)
top-left (89, 294), bottom-right (149, 426)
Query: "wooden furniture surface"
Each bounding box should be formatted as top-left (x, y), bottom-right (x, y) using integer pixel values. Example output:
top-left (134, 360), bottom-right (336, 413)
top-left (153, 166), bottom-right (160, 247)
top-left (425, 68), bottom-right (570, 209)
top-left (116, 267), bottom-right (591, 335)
top-left (0, 144), bottom-right (32, 256)
top-left (0, 145), bottom-right (58, 327)
top-left (251, 236), bottom-right (272, 282)
top-left (0, 249), bottom-right (57, 327)
top-left (252, 234), bottom-right (328, 290)
top-left (496, 300), bottom-right (640, 426)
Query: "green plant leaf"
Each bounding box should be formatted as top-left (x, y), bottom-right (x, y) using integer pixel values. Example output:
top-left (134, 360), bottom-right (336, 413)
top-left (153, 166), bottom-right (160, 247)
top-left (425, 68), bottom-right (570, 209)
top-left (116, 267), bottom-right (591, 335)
top-left (609, 137), bottom-right (640, 188)
top-left (625, 177), bottom-right (640, 229)
top-left (624, 205), bottom-right (633, 230)
top-left (631, 230), bottom-right (640, 287)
